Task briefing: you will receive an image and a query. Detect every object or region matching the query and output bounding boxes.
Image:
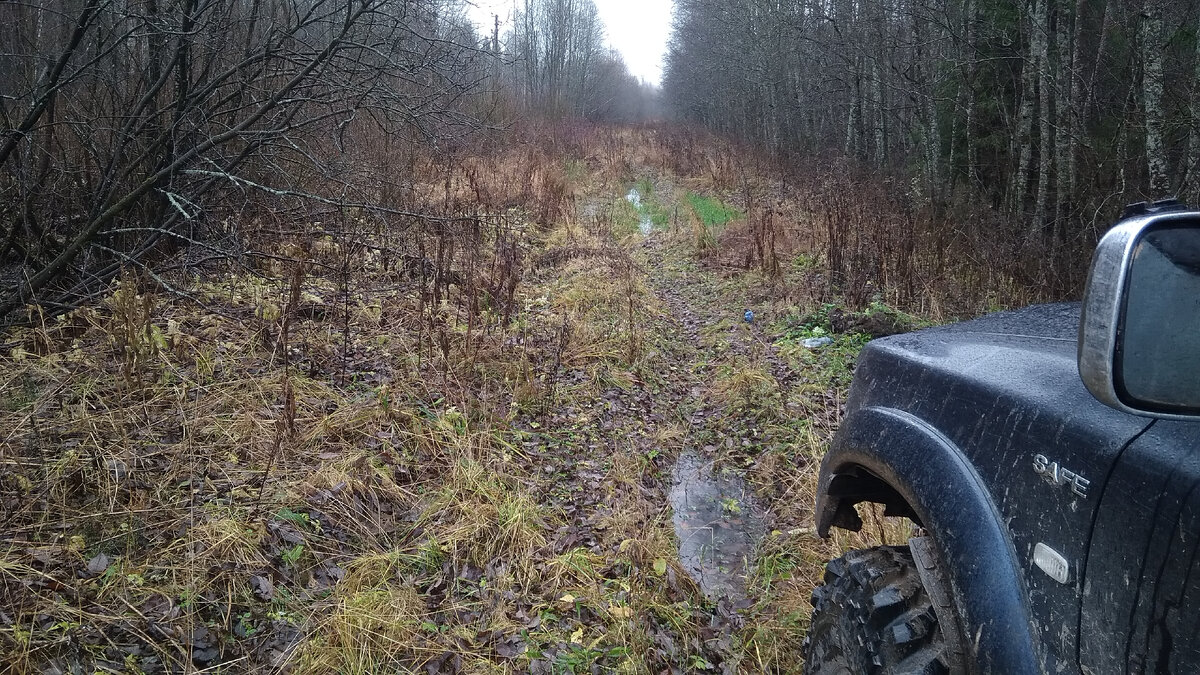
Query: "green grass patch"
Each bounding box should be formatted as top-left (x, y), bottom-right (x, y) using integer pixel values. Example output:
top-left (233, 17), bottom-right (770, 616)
top-left (790, 252), bottom-right (820, 272)
top-left (861, 299), bottom-right (933, 330)
top-left (773, 306), bottom-right (876, 391)
top-left (686, 193), bottom-right (741, 229)
top-left (612, 197), bottom-right (643, 237)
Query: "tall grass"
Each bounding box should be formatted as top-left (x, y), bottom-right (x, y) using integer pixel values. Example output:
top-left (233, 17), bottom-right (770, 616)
top-left (0, 124), bottom-right (754, 674)
top-left (650, 123), bottom-right (1084, 319)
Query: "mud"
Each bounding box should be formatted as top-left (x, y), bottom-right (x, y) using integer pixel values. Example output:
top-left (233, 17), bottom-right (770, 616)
top-left (668, 451), bottom-right (767, 599)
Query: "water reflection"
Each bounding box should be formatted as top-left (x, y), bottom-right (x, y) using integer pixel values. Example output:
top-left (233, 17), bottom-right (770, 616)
top-left (625, 188), bottom-right (653, 234)
top-left (668, 452), bottom-right (766, 599)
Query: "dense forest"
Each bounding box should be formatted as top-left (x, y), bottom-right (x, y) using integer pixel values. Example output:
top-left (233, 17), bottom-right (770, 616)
top-left (0, 0), bottom-right (1196, 673)
top-left (0, 0), bottom-right (654, 320)
top-left (666, 0), bottom-right (1200, 292)
top-left (5, 0), bottom-right (1197, 311)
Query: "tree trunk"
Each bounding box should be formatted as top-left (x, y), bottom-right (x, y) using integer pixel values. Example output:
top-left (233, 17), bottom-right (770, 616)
top-left (873, 58), bottom-right (885, 168)
top-left (914, 1), bottom-right (941, 199)
top-left (1034, 0), bottom-right (1052, 231)
top-left (845, 57), bottom-right (861, 158)
top-left (1012, 0), bottom-right (1043, 216)
top-left (965, 0), bottom-right (979, 186)
top-left (1054, 0), bottom-right (1076, 227)
top-left (1184, 10), bottom-right (1200, 201)
top-left (1141, 0), bottom-right (1169, 196)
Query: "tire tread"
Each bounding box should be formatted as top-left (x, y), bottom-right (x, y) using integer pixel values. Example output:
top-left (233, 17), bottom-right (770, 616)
top-left (802, 545), bottom-right (965, 675)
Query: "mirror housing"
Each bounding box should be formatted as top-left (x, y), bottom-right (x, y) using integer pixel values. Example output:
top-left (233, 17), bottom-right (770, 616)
top-left (1079, 203), bottom-right (1200, 419)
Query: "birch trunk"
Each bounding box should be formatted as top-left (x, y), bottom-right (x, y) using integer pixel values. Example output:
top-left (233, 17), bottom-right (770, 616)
top-left (1012, 0), bottom-right (1044, 215)
top-left (1185, 11), bottom-right (1200, 201)
top-left (965, 0), bottom-right (978, 186)
top-left (1142, 0), bottom-right (1169, 196)
top-left (1034, 0), bottom-right (1052, 230)
top-left (845, 57), bottom-right (861, 158)
top-left (873, 58), bottom-right (885, 168)
top-left (1054, 0), bottom-right (1076, 226)
top-left (914, 2), bottom-right (940, 198)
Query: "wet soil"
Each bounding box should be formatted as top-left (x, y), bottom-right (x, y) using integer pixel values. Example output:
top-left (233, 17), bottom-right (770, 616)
top-left (669, 452), bottom-right (766, 598)
top-left (636, 234), bottom-right (793, 602)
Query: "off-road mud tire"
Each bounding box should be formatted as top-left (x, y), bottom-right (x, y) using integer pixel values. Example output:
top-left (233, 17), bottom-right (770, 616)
top-left (802, 544), bottom-right (967, 675)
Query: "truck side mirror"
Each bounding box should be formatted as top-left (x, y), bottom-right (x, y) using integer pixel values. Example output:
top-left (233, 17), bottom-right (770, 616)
top-left (1079, 206), bottom-right (1200, 418)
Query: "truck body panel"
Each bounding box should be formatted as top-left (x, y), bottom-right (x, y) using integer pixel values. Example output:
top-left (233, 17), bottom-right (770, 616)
top-left (1082, 421), bottom-right (1200, 673)
top-left (819, 404), bottom-right (1042, 674)
top-left (819, 303), bottom-right (1154, 671)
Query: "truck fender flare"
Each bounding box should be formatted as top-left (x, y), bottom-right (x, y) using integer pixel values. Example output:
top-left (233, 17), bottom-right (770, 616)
top-left (814, 405), bottom-right (1040, 674)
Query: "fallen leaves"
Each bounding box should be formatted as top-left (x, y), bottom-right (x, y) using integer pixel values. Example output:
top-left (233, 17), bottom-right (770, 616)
top-left (249, 574), bottom-right (274, 602)
top-left (84, 553), bottom-right (109, 576)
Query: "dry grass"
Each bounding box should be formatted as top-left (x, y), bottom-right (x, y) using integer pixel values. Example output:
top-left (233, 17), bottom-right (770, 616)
top-left (0, 123), bottom-right (1006, 674)
top-left (0, 126), bottom-right (727, 674)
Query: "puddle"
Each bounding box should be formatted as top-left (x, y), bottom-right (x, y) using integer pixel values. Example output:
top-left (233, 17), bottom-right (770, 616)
top-left (625, 187), bottom-right (642, 209)
top-left (625, 188), bottom-right (653, 234)
top-left (668, 451), bottom-right (767, 599)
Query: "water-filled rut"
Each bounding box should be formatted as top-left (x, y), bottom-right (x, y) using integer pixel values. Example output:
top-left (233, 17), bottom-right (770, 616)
top-left (669, 452), bottom-right (767, 599)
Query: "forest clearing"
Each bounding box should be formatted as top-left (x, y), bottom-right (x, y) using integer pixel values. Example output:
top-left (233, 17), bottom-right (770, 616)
top-left (3, 0), bottom-right (1196, 671)
top-left (0, 123), bottom-right (1041, 673)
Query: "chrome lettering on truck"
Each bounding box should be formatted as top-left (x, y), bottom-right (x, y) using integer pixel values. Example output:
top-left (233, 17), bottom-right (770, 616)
top-left (1033, 454), bottom-right (1091, 498)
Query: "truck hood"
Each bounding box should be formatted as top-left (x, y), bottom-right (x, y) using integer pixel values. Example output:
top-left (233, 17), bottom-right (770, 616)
top-left (852, 303), bottom-right (1087, 414)
top-left (921, 302), bottom-right (1081, 344)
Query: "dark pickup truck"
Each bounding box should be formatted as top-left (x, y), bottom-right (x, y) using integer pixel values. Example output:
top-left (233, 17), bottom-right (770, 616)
top-left (803, 203), bottom-right (1200, 674)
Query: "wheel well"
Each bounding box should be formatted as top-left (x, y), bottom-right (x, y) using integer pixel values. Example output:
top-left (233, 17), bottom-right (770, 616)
top-left (821, 465), bottom-right (923, 532)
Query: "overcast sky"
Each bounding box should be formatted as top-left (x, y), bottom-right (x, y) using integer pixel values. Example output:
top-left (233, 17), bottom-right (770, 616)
top-left (463, 0), bottom-right (675, 86)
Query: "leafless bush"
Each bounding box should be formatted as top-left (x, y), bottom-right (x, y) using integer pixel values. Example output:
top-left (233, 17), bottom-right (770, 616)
top-left (0, 0), bottom-right (494, 321)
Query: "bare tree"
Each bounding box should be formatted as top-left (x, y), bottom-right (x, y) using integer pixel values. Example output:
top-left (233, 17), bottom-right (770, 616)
top-left (0, 0), bottom-right (493, 318)
top-left (665, 0), bottom-right (1200, 259)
